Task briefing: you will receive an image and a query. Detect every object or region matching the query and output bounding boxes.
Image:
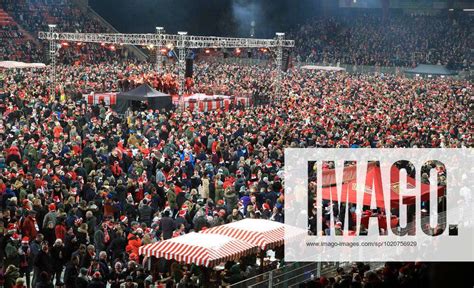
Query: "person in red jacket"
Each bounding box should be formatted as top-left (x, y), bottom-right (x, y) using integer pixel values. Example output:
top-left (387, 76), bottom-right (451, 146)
top-left (111, 161), bottom-right (122, 177)
top-left (54, 218), bottom-right (67, 241)
top-left (21, 210), bottom-right (38, 239)
top-left (6, 144), bottom-right (21, 165)
top-left (126, 229), bottom-right (142, 256)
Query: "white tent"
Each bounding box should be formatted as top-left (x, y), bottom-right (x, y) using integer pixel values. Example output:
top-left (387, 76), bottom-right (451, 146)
top-left (0, 61), bottom-right (46, 69)
top-left (301, 65), bottom-right (346, 72)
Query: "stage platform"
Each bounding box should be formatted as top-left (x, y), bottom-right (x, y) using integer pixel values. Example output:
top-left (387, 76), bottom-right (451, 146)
top-left (83, 92), bottom-right (251, 112)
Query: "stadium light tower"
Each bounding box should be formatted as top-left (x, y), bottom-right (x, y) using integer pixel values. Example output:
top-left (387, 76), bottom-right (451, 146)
top-left (155, 27), bottom-right (164, 74)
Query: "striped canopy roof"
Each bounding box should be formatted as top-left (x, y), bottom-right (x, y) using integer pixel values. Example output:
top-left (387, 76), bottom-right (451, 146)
top-left (138, 232), bottom-right (257, 267)
top-left (201, 219), bottom-right (308, 250)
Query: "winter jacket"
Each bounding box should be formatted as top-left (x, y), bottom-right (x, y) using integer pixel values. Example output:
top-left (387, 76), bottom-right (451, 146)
top-left (125, 234), bottom-right (141, 255)
top-left (4, 266), bottom-right (20, 288)
top-left (93, 229), bottom-right (106, 252)
top-left (158, 216), bottom-right (176, 240)
top-left (138, 205), bottom-right (152, 224)
top-left (21, 215), bottom-right (38, 239)
top-left (64, 262), bottom-right (79, 288)
top-left (50, 245), bottom-right (66, 273)
top-left (5, 241), bottom-right (20, 268)
top-left (42, 211), bottom-right (57, 229)
top-left (34, 250), bottom-right (53, 275)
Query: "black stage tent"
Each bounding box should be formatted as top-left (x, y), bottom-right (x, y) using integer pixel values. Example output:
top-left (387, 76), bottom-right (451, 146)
top-left (114, 84), bottom-right (172, 114)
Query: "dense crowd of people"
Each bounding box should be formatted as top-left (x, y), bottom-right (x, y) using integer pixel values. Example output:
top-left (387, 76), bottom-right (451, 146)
top-left (0, 1), bottom-right (472, 287)
top-left (291, 12), bottom-right (472, 69)
top-left (1, 0), bottom-right (127, 64)
top-left (0, 58), bottom-right (471, 287)
top-left (0, 16), bottom-right (41, 62)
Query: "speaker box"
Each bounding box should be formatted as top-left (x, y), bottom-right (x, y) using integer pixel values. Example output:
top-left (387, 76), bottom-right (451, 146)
top-left (282, 50), bottom-right (291, 72)
top-left (185, 58), bottom-right (193, 78)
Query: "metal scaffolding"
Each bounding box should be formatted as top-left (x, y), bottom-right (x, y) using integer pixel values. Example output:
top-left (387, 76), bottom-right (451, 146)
top-left (274, 32), bottom-right (285, 101)
top-left (155, 27), bottom-right (164, 74)
top-left (48, 24), bottom-right (57, 100)
top-left (177, 31), bottom-right (187, 104)
top-left (38, 29), bottom-right (294, 99)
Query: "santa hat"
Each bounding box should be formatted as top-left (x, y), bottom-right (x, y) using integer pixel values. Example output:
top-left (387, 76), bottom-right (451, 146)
top-left (11, 233), bottom-right (20, 241)
top-left (48, 203), bottom-right (56, 211)
top-left (262, 203), bottom-right (271, 210)
top-left (178, 210), bottom-right (186, 218)
top-left (74, 218), bottom-right (83, 225)
top-left (158, 181), bottom-right (164, 187)
top-left (93, 271), bottom-right (101, 279)
top-left (21, 236), bottom-right (30, 244)
top-left (266, 162), bottom-right (272, 169)
top-left (120, 215), bottom-right (128, 223)
top-left (7, 223), bottom-right (17, 234)
top-left (181, 204), bottom-right (188, 211)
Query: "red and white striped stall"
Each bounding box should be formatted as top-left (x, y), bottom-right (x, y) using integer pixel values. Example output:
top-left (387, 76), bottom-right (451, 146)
top-left (201, 219), bottom-right (308, 250)
top-left (138, 232), bottom-right (257, 267)
top-left (83, 92), bottom-right (117, 105)
top-left (180, 93), bottom-right (250, 112)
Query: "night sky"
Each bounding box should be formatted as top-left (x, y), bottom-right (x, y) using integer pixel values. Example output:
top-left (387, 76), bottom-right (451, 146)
top-left (89, 0), bottom-right (321, 37)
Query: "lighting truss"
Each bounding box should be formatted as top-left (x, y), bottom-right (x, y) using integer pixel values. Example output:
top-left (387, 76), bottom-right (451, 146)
top-left (38, 32), bottom-right (294, 48)
top-left (38, 30), bottom-right (294, 102)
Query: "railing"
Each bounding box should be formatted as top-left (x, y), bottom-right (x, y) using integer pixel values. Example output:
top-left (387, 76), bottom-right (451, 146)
top-left (230, 262), bottom-right (384, 288)
top-left (296, 61), bottom-right (472, 79)
top-left (207, 57), bottom-right (472, 79)
top-left (229, 210), bottom-right (455, 288)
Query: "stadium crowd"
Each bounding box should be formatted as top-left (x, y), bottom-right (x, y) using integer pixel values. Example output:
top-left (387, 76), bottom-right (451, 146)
top-left (1, 0), bottom-right (472, 71)
top-left (291, 13), bottom-right (472, 69)
top-left (0, 16), bottom-right (41, 62)
top-left (1, 0), bottom-right (128, 64)
top-left (0, 1), bottom-right (472, 287)
top-left (0, 59), bottom-right (471, 287)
